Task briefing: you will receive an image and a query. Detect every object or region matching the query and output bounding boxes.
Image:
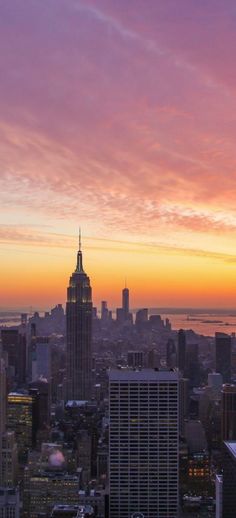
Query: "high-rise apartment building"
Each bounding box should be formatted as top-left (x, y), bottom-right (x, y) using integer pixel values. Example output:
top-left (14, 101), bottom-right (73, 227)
top-left (215, 333), bottom-right (231, 383)
top-left (222, 384), bottom-right (236, 440)
top-left (66, 235), bottom-right (92, 400)
top-left (109, 368), bottom-right (179, 518)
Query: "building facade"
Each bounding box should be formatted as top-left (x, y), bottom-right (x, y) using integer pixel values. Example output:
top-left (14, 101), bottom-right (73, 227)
top-left (7, 393), bottom-right (34, 461)
top-left (0, 488), bottom-right (20, 518)
top-left (66, 237), bottom-right (92, 401)
top-left (222, 441), bottom-right (236, 517)
top-left (177, 329), bottom-right (186, 375)
top-left (215, 333), bottom-right (231, 384)
top-left (109, 368), bottom-right (179, 518)
top-left (221, 384), bottom-right (236, 440)
top-left (122, 287), bottom-right (129, 321)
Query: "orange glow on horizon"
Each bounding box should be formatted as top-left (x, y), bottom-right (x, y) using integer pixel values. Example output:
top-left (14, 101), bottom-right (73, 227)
top-left (2, 238), bottom-right (236, 310)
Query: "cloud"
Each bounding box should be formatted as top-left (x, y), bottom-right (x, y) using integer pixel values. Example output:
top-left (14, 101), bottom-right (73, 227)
top-left (1, 0), bottom-right (236, 253)
top-left (1, 225), bottom-right (236, 266)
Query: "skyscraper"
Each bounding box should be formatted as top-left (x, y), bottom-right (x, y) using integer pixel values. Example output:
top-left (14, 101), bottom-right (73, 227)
top-left (122, 285), bottom-right (129, 320)
top-left (66, 233), bottom-right (92, 401)
top-left (166, 338), bottom-right (176, 368)
top-left (215, 333), bottom-right (231, 383)
top-left (222, 441), bottom-right (236, 517)
top-left (101, 301), bottom-right (108, 323)
top-left (109, 368), bottom-right (179, 518)
top-left (177, 329), bottom-right (186, 375)
top-left (0, 358), bottom-right (6, 436)
top-left (1, 329), bottom-right (26, 386)
top-left (7, 393), bottom-right (35, 461)
top-left (222, 384), bottom-right (236, 440)
top-left (0, 357), bottom-right (7, 486)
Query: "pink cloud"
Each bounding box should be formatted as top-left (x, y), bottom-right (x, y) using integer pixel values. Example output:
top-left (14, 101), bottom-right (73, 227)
top-left (1, 0), bottom-right (236, 249)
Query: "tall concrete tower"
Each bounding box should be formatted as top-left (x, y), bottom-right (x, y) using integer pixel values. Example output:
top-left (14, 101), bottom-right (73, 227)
top-left (122, 284), bottom-right (129, 321)
top-left (66, 232), bottom-right (92, 400)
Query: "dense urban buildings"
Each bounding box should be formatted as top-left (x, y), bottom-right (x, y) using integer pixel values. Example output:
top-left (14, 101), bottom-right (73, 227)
top-left (1, 243), bottom-right (236, 517)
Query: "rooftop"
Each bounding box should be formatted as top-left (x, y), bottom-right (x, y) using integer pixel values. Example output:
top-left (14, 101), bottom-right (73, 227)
top-left (109, 368), bottom-right (179, 382)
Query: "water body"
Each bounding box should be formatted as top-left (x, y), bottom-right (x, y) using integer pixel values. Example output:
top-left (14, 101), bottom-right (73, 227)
top-left (162, 313), bottom-right (236, 336)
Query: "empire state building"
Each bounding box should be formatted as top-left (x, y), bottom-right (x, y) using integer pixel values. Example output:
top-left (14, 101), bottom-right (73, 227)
top-left (66, 234), bottom-right (92, 400)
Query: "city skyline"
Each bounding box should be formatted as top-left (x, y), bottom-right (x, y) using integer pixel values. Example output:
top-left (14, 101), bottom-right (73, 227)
top-left (2, 1), bottom-right (236, 308)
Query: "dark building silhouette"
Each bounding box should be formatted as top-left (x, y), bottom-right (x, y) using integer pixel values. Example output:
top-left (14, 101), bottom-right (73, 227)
top-left (51, 505), bottom-right (94, 517)
top-left (186, 343), bottom-right (200, 388)
top-left (179, 378), bottom-right (189, 436)
top-left (149, 314), bottom-right (163, 328)
top-left (101, 301), bottom-right (108, 323)
top-left (28, 323), bottom-right (37, 380)
top-left (177, 329), bottom-right (186, 374)
top-left (122, 286), bottom-right (129, 320)
top-left (215, 333), bottom-right (231, 383)
top-left (166, 338), bottom-right (176, 368)
top-left (1, 329), bottom-right (26, 385)
top-left (7, 392), bottom-right (38, 460)
top-left (29, 379), bottom-right (50, 430)
top-left (136, 308), bottom-right (148, 322)
top-left (116, 286), bottom-right (131, 325)
top-left (222, 441), bottom-right (236, 517)
top-left (127, 351), bottom-right (144, 368)
top-left (66, 234), bottom-right (92, 400)
top-left (135, 309), bottom-right (148, 332)
top-left (222, 384), bottom-right (236, 441)
top-left (116, 307), bottom-right (124, 324)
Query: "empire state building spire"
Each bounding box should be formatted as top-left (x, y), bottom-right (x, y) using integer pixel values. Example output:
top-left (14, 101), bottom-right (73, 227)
top-left (75, 228), bottom-right (84, 273)
top-left (66, 233), bottom-right (92, 400)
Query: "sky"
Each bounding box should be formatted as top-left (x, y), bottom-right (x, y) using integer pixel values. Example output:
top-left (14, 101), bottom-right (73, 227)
top-left (1, 0), bottom-right (236, 309)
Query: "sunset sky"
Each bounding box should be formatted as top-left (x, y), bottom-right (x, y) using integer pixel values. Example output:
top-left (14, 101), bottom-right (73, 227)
top-left (1, 0), bottom-right (236, 309)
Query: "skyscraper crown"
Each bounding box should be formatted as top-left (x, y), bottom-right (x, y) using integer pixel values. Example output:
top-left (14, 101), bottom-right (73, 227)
top-left (75, 228), bottom-right (84, 273)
